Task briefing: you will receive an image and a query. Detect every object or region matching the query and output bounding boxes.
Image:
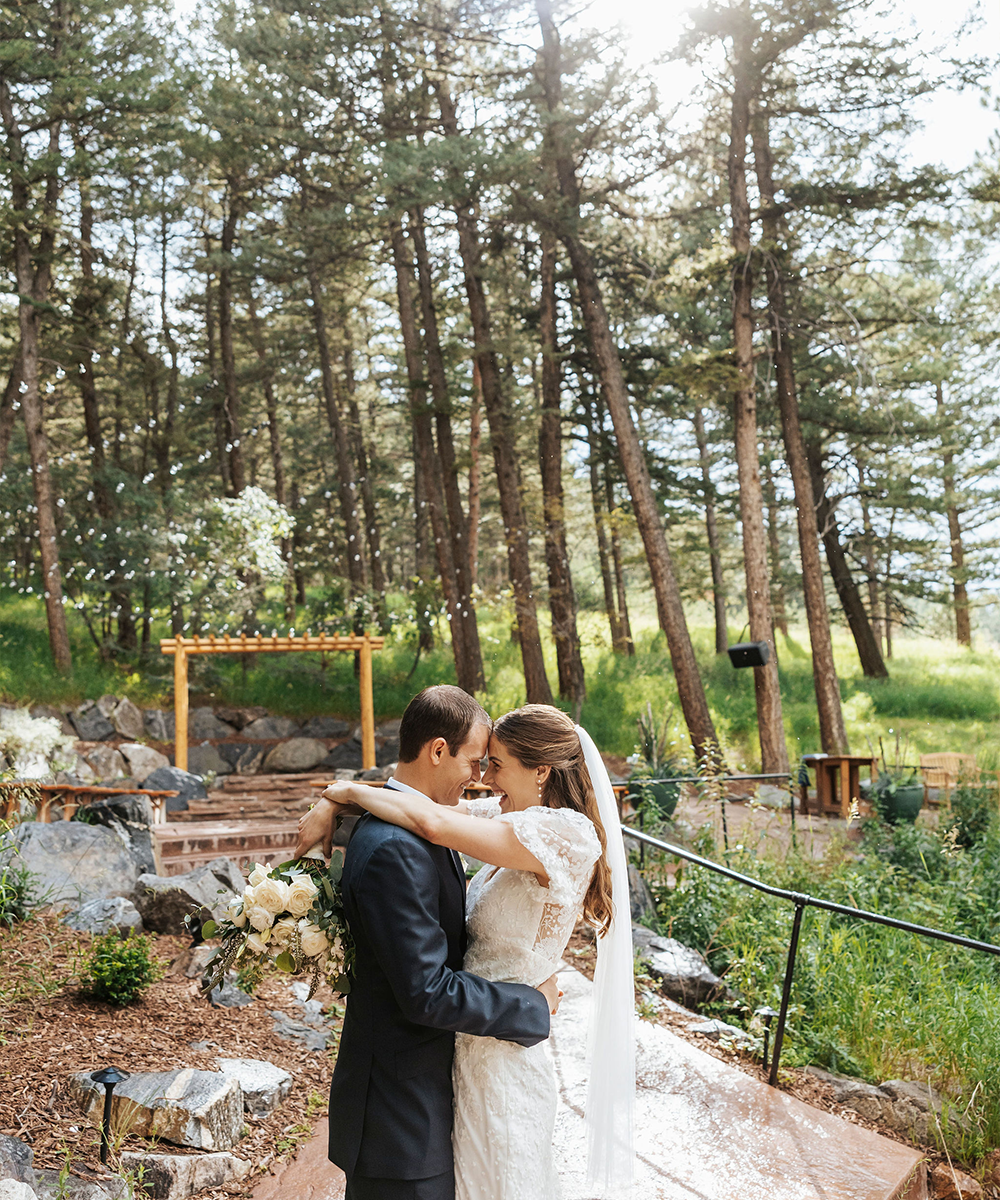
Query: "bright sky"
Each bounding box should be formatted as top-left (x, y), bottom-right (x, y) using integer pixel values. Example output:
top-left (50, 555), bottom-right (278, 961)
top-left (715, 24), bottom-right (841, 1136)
top-left (582, 0), bottom-right (999, 173)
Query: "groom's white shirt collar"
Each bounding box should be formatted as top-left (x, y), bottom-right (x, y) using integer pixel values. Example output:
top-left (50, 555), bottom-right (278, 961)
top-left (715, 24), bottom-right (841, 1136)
top-left (384, 777), bottom-right (431, 802)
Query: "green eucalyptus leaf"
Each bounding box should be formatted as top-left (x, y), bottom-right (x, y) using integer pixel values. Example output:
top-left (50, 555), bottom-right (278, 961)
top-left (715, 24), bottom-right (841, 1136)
top-left (275, 950), bottom-right (296, 973)
top-left (201, 919), bottom-right (219, 938)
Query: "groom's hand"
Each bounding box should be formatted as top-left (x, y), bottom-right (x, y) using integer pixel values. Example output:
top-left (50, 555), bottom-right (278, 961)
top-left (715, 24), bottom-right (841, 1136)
top-left (537, 974), bottom-right (561, 1015)
top-left (295, 798), bottom-right (337, 859)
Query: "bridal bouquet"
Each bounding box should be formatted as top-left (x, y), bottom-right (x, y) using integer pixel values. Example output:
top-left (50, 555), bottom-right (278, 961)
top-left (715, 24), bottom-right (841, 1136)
top-left (201, 850), bottom-right (354, 999)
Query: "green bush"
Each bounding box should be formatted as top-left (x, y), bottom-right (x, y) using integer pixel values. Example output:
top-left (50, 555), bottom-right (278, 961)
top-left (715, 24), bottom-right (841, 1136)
top-left (0, 856), bottom-right (35, 927)
top-left (83, 932), bottom-right (162, 1005)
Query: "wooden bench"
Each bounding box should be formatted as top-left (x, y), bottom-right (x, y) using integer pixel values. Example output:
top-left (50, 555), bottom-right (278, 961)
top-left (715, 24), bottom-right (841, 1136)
top-left (0, 781), bottom-right (178, 824)
top-left (920, 753), bottom-right (979, 805)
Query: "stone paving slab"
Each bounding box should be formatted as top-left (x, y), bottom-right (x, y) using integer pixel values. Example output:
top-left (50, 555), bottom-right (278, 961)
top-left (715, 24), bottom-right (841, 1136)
top-left (551, 966), bottom-right (928, 1200)
top-left (251, 1118), bottom-right (345, 1200)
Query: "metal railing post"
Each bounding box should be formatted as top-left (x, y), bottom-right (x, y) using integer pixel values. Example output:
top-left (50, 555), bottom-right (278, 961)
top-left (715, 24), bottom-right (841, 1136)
top-left (768, 897), bottom-right (806, 1086)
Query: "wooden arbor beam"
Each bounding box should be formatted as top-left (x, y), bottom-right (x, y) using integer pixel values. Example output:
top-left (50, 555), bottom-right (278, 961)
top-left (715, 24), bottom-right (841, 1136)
top-left (160, 633), bottom-right (386, 787)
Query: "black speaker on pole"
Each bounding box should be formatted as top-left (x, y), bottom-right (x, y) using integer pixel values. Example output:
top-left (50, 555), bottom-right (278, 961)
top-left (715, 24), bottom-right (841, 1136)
top-left (727, 641), bottom-right (771, 669)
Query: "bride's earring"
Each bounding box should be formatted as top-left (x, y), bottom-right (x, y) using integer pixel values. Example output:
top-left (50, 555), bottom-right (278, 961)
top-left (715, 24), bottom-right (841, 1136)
top-left (537, 774), bottom-right (544, 803)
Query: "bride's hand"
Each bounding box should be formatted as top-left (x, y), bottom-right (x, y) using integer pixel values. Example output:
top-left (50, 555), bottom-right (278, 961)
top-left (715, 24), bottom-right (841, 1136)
top-left (322, 782), bottom-right (367, 813)
top-left (537, 973), bottom-right (562, 1015)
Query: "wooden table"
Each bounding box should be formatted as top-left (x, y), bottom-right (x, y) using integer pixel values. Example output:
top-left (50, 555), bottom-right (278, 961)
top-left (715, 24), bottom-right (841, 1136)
top-left (800, 754), bottom-right (876, 819)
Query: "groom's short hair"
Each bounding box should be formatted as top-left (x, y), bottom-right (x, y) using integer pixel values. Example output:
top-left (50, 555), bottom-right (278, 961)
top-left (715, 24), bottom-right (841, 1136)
top-left (398, 685), bottom-right (491, 762)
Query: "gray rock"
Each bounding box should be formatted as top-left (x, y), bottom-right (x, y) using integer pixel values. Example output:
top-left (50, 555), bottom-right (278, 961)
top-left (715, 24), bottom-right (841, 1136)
top-left (358, 768), bottom-right (386, 782)
top-left (300, 716), bottom-right (350, 738)
top-left (68, 1069), bottom-right (244, 1151)
top-left (376, 718), bottom-right (402, 738)
top-left (84, 745), bottom-right (127, 782)
top-left (72, 756), bottom-right (97, 784)
top-left (63, 896), bottom-right (143, 936)
top-left (143, 710), bottom-right (174, 742)
top-left (207, 976), bottom-right (254, 1009)
top-left (262, 738), bottom-right (327, 774)
top-left (70, 707), bottom-right (115, 742)
top-left (322, 742), bottom-right (363, 771)
top-left (269, 1011), bottom-right (328, 1051)
top-left (805, 1069), bottom-right (964, 1141)
top-left (216, 1059), bottom-right (292, 1117)
top-left (118, 744), bottom-right (169, 785)
top-left (35, 1170), bottom-right (129, 1200)
top-left (111, 698), bottom-right (145, 741)
top-left (142, 767), bottom-right (206, 813)
top-left (168, 944), bottom-right (218, 979)
top-left (216, 743), bottom-right (263, 773)
top-left (637, 934), bottom-right (725, 1008)
top-left (0, 1181), bottom-right (37, 1200)
top-left (118, 1151), bottom-right (249, 1200)
top-left (240, 715), bottom-right (299, 740)
top-left (628, 864), bottom-right (657, 925)
top-left (333, 769), bottom-right (360, 781)
top-left (186, 743), bottom-right (232, 777)
top-left (0, 1134), bottom-right (35, 1187)
top-left (0, 822), bottom-right (138, 907)
top-left (688, 1018), bottom-right (754, 1049)
top-left (376, 738), bottom-right (400, 767)
top-left (187, 708), bottom-right (236, 741)
top-left (131, 858), bottom-right (243, 935)
top-left (96, 695), bottom-right (119, 719)
top-left (85, 794), bottom-right (157, 875)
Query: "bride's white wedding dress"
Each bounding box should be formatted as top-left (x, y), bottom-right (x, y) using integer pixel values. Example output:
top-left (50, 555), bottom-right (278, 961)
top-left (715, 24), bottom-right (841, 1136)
top-left (454, 801), bottom-right (601, 1200)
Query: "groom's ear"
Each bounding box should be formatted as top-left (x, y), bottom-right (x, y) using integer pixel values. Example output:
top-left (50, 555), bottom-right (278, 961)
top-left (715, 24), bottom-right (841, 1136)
top-left (426, 736), bottom-right (449, 765)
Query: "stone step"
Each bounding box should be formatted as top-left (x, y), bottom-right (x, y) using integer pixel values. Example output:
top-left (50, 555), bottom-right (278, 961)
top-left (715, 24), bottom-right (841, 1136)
top-left (153, 820), bottom-right (301, 876)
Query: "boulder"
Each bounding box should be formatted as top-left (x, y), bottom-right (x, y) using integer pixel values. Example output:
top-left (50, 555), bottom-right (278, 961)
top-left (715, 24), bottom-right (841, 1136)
top-left (118, 1151), bottom-right (250, 1200)
top-left (95, 695), bottom-right (119, 718)
top-left (63, 896), bottom-right (143, 937)
top-left (216, 1059), bottom-right (292, 1117)
top-left (0, 822), bottom-right (138, 907)
top-left (0, 1134), bottom-right (35, 1187)
top-left (70, 706), bottom-right (115, 742)
top-left (110, 699), bottom-right (144, 741)
top-left (214, 706), bottom-right (266, 731)
top-left (634, 930), bottom-right (725, 1008)
top-left (376, 718), bottom-right (402, 738)
top-left (143, 710), bottom-right (174, 742)
top-left (0, 1181), bottom-right (37, 1200)
top-left (84, 745), bottom-right (127, 782)
top-left (216, 744), bottom-right (263, 775)
top-left (687, 1018), bottom-right (754, 1049)
top-left (628, 865), bottom-right (657, 925)
top-left (929, 1164), bottom-right (983, 1199)
top-left (269, 1011), bottom-right (328, 1051)
top-left (300, 716), bottom-right (350, 739)
top-left (35, 1171), bottom-right (129, 1200)
top-left (131, 858), bottom-right (243, 935)
top-left (167, 944), bottom-right (217, 980)
top-left (185, 744), bottom-right (231, 778)
top-left (322, 742), bottom-right (363, 771)
top-left (68, 1069), bottom-right (244, 1151)
top-left (187, 708), bottom-right (236, 741)
top-left (241, 716), bottom-right (299, 740)
top-left (117, 744), bottom-right (170, 785)
top-left (262, 738), bottom-right (327, 774)
top-left (207, 976), bottom-right (255, 1008)
top-left (807, 1069), bottom-right (967, 1142)
top-left (142, 768), bottom-right (206, 814)
top-left (85, 795), bottom-right (157, 875)
top-left (376, 738), bottom-right (400, 767)
top-left (71, 756), bottom-right (97, 784)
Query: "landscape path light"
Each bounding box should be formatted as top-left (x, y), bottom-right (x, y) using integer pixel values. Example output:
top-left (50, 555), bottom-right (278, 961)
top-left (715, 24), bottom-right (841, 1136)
top-left (90, 1065), bottom-right (129, 1164)
top-left (755, 1006), bottom-right (780, 1070)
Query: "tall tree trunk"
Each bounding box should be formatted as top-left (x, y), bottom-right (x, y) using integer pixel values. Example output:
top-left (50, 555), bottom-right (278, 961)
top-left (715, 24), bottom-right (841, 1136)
top-left (341, 318), bottom-right (386, 603)
top-left (937, 382), bottom-right (972, 647)
top-left (693, 406), bottom-right (729, 654)
top-left (218, 186), bottom-right (245, 495)
top-left (857, 457), bottom-right (883, 654)
top-left (390, 220), bottom-right (473, 684)
top-left (605, 472), bottom-right (635, 655)
top-left (752, 111), bottom-right (851, 749)
top-left (0, 345), bottom-right (22, 476)
top-left (763, 457), bottom-right (789, 638)
top-left (724, 61), bottom-right (787, 772)
top-left (585, 396), bottom-right (626, 653)
top-left (0, 86), bottom-right (71, 671)
top-left (437, 87), bottom-right (553, 704)
top-left (411, 209), bottom-right (485, 690)
top-left (539, 232), bottom-right (585, 706)
top-left (247, 290), bottom-right (296, 622)
top-left (535, 1), bottom-right (714, 754)
top-left (307, 265), bottom-right (367, 594)
top-left (805, 442), bottom-right (889, 680)
top-left (467, 363), bottom-right (483, 591)
top-left (203, 237), bottom-right (232, 496)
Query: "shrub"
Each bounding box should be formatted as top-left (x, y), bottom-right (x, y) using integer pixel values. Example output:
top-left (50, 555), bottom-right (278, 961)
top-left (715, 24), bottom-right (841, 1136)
top-left (0, 856), bottom-right (35, 927)
top-left (83, 931), bottom-right (162, 1005)
top-left (947, 780), bottom-right (998, 849)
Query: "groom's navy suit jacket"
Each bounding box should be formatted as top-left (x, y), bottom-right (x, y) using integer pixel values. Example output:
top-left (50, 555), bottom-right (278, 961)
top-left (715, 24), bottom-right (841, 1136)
top-left (328, 788), bottom-right (551, 1181)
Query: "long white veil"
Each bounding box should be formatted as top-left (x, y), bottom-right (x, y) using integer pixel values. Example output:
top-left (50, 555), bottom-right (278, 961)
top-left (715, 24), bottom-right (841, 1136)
top-left (575, 724), bottom-right (635, 1195)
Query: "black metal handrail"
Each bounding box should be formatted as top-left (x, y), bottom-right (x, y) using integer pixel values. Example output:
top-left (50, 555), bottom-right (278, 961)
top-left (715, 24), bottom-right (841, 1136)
top-left (622, 825), bottom-right (1000, 1085)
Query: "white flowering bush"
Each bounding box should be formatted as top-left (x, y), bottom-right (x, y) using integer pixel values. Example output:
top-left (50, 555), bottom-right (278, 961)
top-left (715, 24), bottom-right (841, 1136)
top-left (0, 708), bottom-right (76, 780)
top-left (200, 849), bottom-right (354, 999)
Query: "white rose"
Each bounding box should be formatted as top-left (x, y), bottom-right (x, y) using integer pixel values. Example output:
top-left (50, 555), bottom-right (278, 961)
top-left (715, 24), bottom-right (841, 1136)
top-left (246, 931), bottom-right (269, 954)
top-left (227, 897), bottom-right (247, 928)
top-left (298, 920), bottom-right (330, 958)
top-left (248, 863), bottom-right (270, 887)
top-left (285, 875), bottom-right (319, 918)
top-left (271, 916), bottom-right (297, 946)
top-left (246, 904), bottom-right (274, 932)
top-left (242, 883), bottom-right (257, 905)
top-left (253, 877), bottom-right (291, 916)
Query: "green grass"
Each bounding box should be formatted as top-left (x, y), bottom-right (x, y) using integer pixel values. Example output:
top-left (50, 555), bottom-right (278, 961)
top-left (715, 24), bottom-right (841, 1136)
top-left (1, 595), bottom-right (996, 768)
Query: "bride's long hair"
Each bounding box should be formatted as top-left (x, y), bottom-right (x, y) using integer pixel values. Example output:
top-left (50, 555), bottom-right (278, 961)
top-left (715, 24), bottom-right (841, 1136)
top-left (491, 704), bottom-right (615, 936)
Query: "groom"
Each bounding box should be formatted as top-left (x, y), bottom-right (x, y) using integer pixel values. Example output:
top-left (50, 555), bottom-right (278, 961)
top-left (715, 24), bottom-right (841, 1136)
top-left (296, 685), bottom-right (555, 1200)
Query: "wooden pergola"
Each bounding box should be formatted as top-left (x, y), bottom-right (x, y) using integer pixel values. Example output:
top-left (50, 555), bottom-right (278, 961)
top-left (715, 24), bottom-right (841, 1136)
top-left (160, 633), bottom-right (385, 776)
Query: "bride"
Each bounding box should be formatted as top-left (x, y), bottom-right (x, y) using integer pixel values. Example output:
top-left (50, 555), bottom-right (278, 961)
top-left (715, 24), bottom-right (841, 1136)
top-left (312, 704), bottom-right (634, 1200)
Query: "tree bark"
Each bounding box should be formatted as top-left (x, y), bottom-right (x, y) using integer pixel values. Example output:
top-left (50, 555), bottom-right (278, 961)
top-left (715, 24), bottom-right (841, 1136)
top-left (539, 232), bottom-right (586, 706)
top-left (585, 398), bottom-right (626, 653)
top-left (341, 319), bottom-right (387, 602)
top-left (752, 111), bottom-right (851, 748)
top-left (467, 363), bottom-right (483, 591)
top-left (726, 65), bottom-right (788, 774)
top-left (693, 405), bottom-right (729, 654)
top-left (937, 382), bottom-right (972, 646)
top-left (0, 346), bottom-right (23, 479)
top-left (0, 81), bottom-right (71, 672)
top-left (203, 237), bottom-right (233, 496)
top-left (605, 471), bottom-right (635, 655)
top-left (411, 209), bottom-right (485, 690)
top-left (307, 265), bottom-right (367, 593)
top-left (218, 186), bottom-right (245, 494)
top-left (437, 87), bottom-right (553, 704)
top-left (763, 457), bottom-right (789, 638)
top-left (856, 459), bottom-right (883, 653)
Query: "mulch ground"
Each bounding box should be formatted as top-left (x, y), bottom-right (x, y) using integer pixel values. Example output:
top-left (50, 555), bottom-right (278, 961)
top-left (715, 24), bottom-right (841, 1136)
top-left (0, 913), bottom-right (341, 1198)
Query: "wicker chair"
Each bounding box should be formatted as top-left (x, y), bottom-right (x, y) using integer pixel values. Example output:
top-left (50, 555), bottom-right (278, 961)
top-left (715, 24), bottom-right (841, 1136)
top-left (919, 753), bottom-right (979, 805)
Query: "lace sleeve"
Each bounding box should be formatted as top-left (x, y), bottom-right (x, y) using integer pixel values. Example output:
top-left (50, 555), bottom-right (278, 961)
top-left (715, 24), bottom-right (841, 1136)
top-left (466, 796), bottom-right (503, 819)
top-left (499, 807), bottom-right (601, 907)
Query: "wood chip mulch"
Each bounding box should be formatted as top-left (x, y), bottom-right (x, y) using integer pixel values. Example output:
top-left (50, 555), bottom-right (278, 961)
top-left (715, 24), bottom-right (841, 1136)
top-left (0, 913), bottom-right (342, 1198)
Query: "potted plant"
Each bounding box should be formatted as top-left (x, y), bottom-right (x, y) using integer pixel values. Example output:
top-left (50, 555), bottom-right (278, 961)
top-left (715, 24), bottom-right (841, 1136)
top-left (627, 703), bottom-right (683, 821)
top-left (863, 734), bottom-right (923, 824)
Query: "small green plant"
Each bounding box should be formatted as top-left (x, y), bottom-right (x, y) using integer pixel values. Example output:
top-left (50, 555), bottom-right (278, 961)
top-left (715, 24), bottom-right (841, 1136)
top-left (947, 777), bottom-right (998, 849)
top-left (83, 931), bottom-right (162, 1005)
top-left (0, 855), bottom-right (36, 927)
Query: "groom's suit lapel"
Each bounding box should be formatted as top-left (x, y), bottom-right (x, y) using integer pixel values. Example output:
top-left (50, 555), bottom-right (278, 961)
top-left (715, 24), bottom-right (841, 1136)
top-left (383, 779), bottom-right (465, 902)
